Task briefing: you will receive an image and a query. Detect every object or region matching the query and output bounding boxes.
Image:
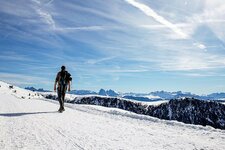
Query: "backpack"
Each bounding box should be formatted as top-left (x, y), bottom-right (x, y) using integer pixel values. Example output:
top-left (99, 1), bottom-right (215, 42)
top-left (59, 71), bottom-right (72, 86)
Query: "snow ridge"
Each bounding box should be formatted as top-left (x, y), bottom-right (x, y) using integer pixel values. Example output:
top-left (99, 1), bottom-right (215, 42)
top-left (43, 94), bottom-right (225, 130)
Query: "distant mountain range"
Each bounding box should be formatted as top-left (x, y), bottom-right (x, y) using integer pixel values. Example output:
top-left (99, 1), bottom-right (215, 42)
top-left (25, 87), bottom-right (51, 92)
top-left (25, 87), bottom-right (225, 102)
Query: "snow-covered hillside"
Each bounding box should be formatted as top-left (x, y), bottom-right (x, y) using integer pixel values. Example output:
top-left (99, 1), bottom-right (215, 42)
top-left (1, 81), bottom-right (225, 149)
top-left (43, 92), bottom-right (225, 129)
top-left (0, 81), bottom-right (43, 99)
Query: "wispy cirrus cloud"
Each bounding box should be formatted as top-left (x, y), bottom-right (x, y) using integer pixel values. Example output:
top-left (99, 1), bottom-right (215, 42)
top-left (35, 8), bottom-right (56, 29)
top-left (125, 0), bottom-right (189, 39)
top-left (86, 56), bottom-right (116, 65)
top-left (0, 73), bottom-right (52, 86)
top-left (32, 0), bottom-right (112, 32)
top-left (0, 51), bottom-right (32, 61)
top-left (54, 26), bottom-right (114, 33)
top-left (124, 0), bottom-right (208, 53)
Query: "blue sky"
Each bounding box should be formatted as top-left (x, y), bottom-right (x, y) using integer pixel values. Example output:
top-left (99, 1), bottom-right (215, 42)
top-left (1, 0), bottom-right (225, 94)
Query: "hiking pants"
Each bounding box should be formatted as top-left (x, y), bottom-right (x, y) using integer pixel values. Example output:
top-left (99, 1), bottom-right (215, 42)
top-left (57, 85), bottom-right (67, 109)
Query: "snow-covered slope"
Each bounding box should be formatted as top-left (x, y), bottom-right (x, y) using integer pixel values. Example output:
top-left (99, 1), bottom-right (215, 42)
top-left (42, 92), bottom-right (225, 129)
top-left (1, 81), bottom-right (225, 149)
top-left (0, 81), bottom-right (43, 99)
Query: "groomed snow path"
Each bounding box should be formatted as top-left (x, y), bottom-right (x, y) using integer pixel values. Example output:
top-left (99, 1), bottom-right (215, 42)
top-left (1, 93), bottom-right (225, 150)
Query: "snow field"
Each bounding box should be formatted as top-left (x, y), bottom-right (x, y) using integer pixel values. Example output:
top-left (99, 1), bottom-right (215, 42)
top-left (1, 81), bottom-right (225, 150)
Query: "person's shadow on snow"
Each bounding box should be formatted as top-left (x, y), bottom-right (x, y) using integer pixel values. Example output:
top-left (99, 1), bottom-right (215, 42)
top-left (0, 111), bottom-right (58, 117)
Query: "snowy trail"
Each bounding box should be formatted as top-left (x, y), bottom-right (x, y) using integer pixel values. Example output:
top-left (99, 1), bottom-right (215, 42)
top-left (1, 94), bottom-right (225, 150)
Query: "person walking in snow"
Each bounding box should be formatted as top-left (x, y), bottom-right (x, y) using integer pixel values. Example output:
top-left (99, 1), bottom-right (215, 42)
top-left (54, 66), bottom-right (72, 112)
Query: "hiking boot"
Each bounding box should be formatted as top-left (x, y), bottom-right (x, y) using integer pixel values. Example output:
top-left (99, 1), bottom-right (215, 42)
top-left (58, 107), bottom-right (62, 112)
top-left (61, 108), bottom-right (65, 111)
